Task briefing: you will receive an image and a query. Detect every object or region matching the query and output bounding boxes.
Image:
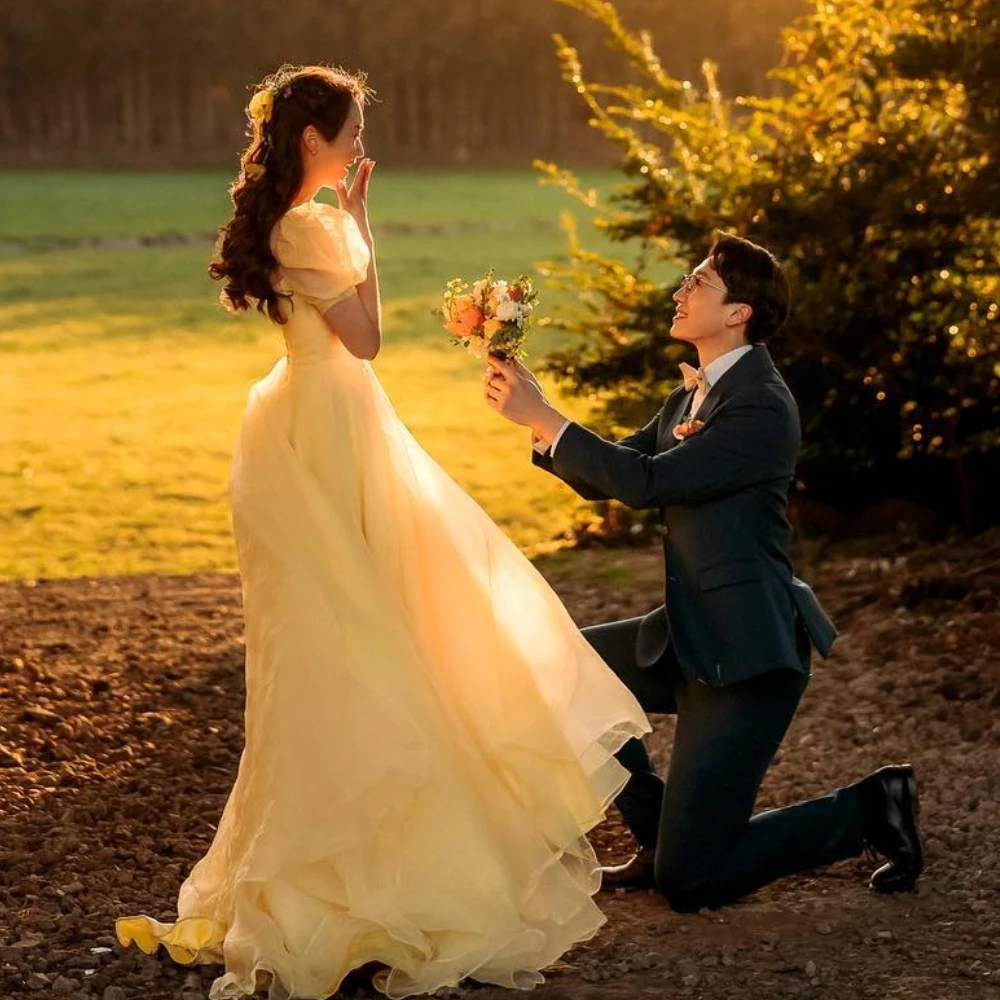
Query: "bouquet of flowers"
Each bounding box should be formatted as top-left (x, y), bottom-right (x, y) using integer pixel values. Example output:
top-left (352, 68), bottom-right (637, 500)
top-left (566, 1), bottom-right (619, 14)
top-left (438, 269), bottom-right (537, 361)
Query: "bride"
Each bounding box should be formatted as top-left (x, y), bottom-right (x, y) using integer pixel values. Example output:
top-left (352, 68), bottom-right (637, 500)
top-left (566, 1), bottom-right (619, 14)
top-left (114, 63), bottom-right (649, 1000)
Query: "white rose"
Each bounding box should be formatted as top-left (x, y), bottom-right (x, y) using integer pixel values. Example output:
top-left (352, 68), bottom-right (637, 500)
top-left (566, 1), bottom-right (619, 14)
top-left (487, 280), bottom-right (509, 311)
top-left (472, 278), bottom-right (491, 303)
top-left (494, 298), bottom-right (522, 322)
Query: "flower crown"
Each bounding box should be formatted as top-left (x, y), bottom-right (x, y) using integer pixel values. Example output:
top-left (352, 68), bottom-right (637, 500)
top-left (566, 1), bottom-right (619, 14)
top-left (244, 84), bottom-right (293, 179)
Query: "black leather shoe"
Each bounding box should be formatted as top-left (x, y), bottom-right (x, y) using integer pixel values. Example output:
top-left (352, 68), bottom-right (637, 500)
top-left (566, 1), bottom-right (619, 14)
top-left (599, 846), bottom-right (656, 891)
top-left (857, 764), bottom-right (924, 893)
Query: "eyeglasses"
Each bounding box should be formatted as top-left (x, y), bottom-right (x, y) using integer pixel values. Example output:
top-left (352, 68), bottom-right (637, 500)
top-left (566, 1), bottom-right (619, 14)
top-left (677, 272), bottom-right (727, 295)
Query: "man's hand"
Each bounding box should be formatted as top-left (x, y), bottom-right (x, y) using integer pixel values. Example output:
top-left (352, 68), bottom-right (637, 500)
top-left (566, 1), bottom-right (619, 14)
top-left (483, 356), bottom-right (568, 442)
top-left (510, 357), bottom-right (545, 394)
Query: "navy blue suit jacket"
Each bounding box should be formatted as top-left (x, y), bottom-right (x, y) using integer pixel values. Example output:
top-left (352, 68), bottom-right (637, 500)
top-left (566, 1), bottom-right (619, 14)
top-left (532, 345), bottom-right (836, 686)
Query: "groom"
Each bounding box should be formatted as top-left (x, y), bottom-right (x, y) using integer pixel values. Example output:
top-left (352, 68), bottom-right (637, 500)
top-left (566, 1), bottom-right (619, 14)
top-left (484, 232), bottom-right (923, 911)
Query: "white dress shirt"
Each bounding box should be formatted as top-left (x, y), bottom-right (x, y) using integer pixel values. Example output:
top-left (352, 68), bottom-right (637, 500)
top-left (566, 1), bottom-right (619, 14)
top-left (533, 344), bottom-right (756, 458)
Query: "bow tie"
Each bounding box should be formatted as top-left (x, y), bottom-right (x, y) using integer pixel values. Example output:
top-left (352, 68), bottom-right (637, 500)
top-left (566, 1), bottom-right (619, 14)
top-left (678, 362), bottom-right (708, 394)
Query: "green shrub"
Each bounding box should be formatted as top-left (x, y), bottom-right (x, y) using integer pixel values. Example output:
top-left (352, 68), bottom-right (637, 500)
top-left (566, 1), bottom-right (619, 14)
top-left (536, 0), bottom-right (999, 533)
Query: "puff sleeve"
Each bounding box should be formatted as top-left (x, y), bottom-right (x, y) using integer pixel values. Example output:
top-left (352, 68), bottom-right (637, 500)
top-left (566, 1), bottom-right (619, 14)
top-left (269, 203), bottom-right (371, 313)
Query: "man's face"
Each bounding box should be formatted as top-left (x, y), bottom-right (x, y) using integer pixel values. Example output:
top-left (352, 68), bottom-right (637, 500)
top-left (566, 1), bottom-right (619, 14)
top-left (670, 258), bottom-right (731, 344)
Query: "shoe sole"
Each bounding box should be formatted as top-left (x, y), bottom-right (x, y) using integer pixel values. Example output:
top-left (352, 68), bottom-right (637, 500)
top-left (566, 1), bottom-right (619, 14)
top-left (905, 766), bottom-right (924, 858)
top-left (909, 768), bottom-right (925, 869)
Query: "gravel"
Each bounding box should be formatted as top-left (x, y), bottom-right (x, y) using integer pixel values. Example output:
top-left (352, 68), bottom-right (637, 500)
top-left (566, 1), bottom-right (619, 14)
top-left (1, 530), bottom-right (998, 999)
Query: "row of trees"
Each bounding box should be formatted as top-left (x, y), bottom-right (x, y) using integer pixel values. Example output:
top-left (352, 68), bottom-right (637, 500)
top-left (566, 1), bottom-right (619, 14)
top-left (537, 0), bottom-right (999, 532)
top-left (0, 0), bottom-right (806, 166)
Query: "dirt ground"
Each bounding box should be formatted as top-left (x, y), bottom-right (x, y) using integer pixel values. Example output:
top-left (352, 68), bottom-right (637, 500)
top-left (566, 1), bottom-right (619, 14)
top-left (1, 530), bottom-right (998, 1000)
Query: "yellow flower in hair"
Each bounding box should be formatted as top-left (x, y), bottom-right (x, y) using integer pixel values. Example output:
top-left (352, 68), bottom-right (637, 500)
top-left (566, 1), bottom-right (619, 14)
top-left (247, 89), bottom-right (274, 125)
top-left (245, 163), bottom-right (266, 180)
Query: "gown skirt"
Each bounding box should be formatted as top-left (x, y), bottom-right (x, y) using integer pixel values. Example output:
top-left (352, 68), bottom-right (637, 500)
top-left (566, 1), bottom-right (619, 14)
top-left (115, 201), bottom-right (650, 1000)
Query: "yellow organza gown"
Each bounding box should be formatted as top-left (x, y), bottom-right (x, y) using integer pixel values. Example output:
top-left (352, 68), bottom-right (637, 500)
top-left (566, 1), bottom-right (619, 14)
top-left (114, 199), bottom-right (650, 1000)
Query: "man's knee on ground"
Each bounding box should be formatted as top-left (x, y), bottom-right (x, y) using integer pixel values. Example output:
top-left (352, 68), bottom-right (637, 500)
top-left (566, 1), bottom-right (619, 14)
top-left (653, 858), bottom-right (716, 913)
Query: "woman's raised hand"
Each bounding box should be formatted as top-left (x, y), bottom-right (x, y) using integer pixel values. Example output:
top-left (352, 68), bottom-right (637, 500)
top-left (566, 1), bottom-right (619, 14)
top-left (336, 159), bottom-right (376, 245)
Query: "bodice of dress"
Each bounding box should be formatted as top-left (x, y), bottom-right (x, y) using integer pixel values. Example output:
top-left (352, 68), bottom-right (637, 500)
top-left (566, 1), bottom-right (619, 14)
top-left (268, 201), bottom-right (371, 366)
top-left (278, 301), bottom-right (353, 366)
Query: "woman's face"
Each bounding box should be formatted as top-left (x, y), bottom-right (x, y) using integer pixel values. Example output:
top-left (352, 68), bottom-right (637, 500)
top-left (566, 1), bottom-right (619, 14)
top-left (304, 99), bottom-right (365, 184)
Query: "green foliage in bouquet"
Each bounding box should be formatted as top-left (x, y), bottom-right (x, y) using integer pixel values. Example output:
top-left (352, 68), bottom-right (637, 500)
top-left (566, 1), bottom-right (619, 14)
top-left (535, 0), bottom-right (999, 531)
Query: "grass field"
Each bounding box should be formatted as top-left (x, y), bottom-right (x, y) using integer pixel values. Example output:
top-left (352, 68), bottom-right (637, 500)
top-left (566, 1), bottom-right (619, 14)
top-left (0, 168), bottom-right (664, 580)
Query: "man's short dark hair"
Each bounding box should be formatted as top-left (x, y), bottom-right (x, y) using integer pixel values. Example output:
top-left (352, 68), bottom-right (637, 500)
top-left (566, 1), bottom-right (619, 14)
top-left (708, 232), bottom-right (790, 343)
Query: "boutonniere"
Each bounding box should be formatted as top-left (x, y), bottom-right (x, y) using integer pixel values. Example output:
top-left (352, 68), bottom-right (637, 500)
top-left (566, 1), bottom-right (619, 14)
top-left (673, 418), bottom-right (705, 441)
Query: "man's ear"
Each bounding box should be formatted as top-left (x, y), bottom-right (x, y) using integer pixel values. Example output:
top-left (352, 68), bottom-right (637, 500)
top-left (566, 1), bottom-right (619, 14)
top-left (725, 302), bottom-right (753, 327)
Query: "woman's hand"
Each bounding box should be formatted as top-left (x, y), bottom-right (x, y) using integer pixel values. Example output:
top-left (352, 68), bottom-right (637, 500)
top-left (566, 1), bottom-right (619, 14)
top-left (336, 159), bottom-right (375, 246)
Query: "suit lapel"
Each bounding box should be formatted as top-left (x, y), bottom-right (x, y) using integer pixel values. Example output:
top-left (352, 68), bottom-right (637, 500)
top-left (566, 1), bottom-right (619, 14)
top-left (691, 381), bottom-right (725, 426)
top-left (657, 388), bottom-right (693, 453)
top-left (689, 345), bottom-right (776, 426)
top-left (654, 346), bottom-right (777, 450)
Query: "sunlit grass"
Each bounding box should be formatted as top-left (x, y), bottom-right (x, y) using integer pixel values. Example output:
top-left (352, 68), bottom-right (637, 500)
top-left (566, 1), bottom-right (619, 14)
top-left (0, 168), bottom-right (618, 239)
top-left (0, 336), bottom-right (593, 578)
top-left (0, 169), bottom-right (645, 580)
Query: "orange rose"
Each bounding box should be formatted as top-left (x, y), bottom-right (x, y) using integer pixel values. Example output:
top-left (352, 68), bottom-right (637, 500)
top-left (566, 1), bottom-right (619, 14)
top-left (445, 299), bottom-right (484, 337)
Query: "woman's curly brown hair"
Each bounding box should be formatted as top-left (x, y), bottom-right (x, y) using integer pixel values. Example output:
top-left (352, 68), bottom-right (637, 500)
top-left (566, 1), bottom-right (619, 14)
top-left (208, 63), bottom-right (373, 324)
